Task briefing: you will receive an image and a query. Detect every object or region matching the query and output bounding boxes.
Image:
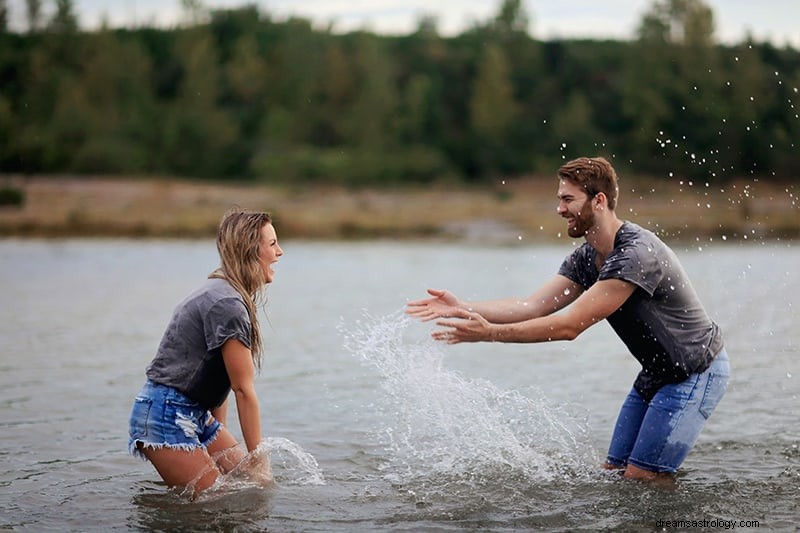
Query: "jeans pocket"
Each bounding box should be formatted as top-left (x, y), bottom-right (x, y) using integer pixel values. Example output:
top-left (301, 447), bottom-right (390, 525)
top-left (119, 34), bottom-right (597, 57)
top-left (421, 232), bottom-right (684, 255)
top-left (129, 397), bottom-right (153, 437)
top-left (698, 372), bottom-right (729, 419)
top-left (165, 399), bottom-right (202, 438)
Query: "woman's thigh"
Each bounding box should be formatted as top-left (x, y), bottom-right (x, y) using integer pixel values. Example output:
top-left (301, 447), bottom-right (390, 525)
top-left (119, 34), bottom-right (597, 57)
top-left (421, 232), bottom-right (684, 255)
top-left (141, 445), bottom-right (219, 496)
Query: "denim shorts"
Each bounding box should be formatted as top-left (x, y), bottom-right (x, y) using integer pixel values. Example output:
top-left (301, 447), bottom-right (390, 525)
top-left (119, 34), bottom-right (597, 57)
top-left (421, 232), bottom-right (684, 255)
top-left (606, 348), bottom-right (730, 473)
top-left (128, 380), bottom-right (221, 460)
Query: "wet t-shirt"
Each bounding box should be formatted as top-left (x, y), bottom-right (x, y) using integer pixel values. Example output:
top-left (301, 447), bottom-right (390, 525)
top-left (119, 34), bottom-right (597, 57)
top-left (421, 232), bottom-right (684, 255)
top-left (558, 222), bottom-right (724, 401)
top-left (146, 277), bottom-right (252, 409)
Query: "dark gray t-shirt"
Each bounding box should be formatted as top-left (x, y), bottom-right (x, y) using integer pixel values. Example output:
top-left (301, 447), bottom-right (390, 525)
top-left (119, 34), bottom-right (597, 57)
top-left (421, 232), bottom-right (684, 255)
top-left (558, 222), bottom-right (724, 401)
top-left (146, 277), bottom-right (252, 409)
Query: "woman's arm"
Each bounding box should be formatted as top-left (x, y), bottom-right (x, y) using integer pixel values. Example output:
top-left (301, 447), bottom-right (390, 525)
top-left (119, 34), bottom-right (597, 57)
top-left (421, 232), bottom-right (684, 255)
top-left (221, 338), bottom-right (262, 453)
top-left (210, 398), bottom-right (228, 427)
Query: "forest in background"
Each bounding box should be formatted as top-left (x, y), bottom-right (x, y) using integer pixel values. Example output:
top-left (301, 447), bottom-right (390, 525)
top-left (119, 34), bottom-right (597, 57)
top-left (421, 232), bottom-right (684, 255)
top-left (0, 0), bottom-right (798, 187)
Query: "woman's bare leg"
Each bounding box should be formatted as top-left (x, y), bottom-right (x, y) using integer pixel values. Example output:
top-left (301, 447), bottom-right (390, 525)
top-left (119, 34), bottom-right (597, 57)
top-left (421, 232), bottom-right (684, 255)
top-left (140, 445), bottom-right (220, 497)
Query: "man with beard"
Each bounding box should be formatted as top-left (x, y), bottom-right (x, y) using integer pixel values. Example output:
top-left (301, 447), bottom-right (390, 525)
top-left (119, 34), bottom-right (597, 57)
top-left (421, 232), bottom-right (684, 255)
top-left (405, 156), bottom-right (730, 483)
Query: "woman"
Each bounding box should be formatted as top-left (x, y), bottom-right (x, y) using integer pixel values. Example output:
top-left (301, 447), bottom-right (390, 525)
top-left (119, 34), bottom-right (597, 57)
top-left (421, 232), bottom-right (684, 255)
top-left (128, 208), bottom-right (282, 497)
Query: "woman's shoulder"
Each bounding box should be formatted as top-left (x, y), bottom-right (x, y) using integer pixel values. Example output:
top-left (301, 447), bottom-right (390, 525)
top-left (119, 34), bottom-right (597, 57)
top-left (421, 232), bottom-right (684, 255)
top-left (183, 278), bottom-right (244, 308)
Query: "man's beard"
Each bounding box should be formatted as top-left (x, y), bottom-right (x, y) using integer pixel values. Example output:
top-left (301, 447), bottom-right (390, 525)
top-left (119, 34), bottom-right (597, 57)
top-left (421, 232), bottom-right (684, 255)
top-left (567, 199), bottom-right (594, 238)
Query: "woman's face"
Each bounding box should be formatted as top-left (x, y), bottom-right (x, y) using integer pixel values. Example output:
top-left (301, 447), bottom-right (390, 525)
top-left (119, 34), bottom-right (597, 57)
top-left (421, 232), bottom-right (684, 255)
top-left (258, 223), bottom-right (283, 284)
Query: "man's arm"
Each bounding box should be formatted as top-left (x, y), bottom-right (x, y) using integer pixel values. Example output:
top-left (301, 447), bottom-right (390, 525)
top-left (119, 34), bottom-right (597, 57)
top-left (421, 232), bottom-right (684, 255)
top-left (433, 278), bottom-right (635, 344)
top-left (406, 275), bottom-right (583, 324)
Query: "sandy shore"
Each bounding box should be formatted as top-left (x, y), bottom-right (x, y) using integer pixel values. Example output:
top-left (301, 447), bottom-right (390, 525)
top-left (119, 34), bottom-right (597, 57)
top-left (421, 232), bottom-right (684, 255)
top-left (0, 175), bottom-right (797, 242)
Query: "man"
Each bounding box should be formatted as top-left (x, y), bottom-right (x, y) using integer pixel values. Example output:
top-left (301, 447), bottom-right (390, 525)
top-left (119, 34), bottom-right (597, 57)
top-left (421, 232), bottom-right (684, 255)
top-left (406, 156), bottom-right (729, 482)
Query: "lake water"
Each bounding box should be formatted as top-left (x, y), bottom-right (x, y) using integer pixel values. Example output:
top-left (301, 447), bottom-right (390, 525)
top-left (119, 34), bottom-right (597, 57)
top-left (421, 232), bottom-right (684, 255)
top-left (0, 238), bottom-right (797, 531)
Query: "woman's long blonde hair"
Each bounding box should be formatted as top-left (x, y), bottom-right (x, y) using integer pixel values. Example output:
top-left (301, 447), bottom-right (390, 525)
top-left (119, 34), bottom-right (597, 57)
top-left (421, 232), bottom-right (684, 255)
top-left (209, 208), bottom-right (272, 370)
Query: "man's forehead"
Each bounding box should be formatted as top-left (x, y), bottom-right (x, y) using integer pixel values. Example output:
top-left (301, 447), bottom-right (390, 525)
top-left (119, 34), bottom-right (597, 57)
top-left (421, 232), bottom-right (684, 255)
top-left (557, 179), bottom-right (582, 196)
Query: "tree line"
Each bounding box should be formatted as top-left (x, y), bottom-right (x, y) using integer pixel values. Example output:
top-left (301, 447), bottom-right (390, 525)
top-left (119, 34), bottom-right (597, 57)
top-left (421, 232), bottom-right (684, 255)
top-left (0, 0), bottom-right (798, 186)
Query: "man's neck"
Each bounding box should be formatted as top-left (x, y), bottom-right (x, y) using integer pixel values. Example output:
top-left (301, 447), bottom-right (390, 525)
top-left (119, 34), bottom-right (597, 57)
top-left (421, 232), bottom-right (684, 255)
top-left (585, 215), bottom-right (624, 259)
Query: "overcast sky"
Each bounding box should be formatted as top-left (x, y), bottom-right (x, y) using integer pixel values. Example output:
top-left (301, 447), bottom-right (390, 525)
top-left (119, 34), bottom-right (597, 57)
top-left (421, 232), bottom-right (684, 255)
top-left (8, 0), bottom-right (800, 47)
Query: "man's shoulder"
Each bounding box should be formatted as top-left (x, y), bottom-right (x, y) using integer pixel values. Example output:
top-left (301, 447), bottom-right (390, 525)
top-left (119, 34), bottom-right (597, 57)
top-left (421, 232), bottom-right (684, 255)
top-left (616, 221), bottom-right (667, 251)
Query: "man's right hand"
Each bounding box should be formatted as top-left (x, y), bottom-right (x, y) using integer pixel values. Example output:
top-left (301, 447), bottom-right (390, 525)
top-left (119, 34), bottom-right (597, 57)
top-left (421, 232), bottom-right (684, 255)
top-left (405, 288), bottom-right (462, 322)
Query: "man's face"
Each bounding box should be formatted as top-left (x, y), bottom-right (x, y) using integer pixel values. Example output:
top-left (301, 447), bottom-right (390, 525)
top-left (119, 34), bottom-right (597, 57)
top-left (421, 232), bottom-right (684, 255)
top-left (556, 179), bottom-right (595, 238)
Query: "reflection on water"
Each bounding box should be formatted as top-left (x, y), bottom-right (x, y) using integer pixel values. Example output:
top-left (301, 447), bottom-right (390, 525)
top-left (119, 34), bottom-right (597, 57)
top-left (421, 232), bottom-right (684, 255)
top-left (0, 239), bottom-right (797, 531)
top-left (131, 486), bottom-right (274, 532)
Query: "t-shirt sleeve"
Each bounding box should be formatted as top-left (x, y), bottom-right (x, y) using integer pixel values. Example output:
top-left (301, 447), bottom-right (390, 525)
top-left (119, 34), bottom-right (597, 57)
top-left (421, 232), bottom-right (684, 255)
top-left (203, 297), bottom-right (252, 351)
top-left (598, 241), bottom-right (662, 296)
top-left (557, 245), bottom-right (596, 289)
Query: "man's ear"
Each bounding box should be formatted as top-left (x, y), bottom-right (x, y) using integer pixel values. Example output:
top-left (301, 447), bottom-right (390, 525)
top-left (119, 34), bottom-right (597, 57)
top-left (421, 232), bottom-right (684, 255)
top-left (595, 192), bottom-right (607, 208)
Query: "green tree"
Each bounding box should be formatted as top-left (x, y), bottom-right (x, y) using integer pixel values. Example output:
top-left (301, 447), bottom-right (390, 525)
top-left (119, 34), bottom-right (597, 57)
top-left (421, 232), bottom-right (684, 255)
top-left (492, 0), bottom-right (529, 36)
top-left (0, 0), bottom-right (8, 33)
top-left (50, 0), bottom-right (78, 34)
top-left (469, 42), bottom-right (516, 177)
top-left (226, 33), bottom-right (268, 105)
top-left (470, 43), bottom-right (515, 139)
top-left (314, 39), bottom-right (355, 146)
top-left (551, 92), bottom-right (601, 157)
top-left (624, 0), bottom-right (723, 178)
top-left (25, 0), bottom-right (42, 33)
top-left (637, 0), bottom-right (715, 47)
top-left (70, 28), bottom-right (156, 173)
top-left (162, 28), bottom-right (238, 177)
top-left (344, 33), bottom-right (397, 149)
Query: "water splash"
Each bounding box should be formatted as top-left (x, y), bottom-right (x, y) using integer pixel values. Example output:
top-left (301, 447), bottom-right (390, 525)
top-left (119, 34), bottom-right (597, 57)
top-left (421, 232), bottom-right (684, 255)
top-left (191, 437), bottom-right (325, 501)
top-left (342, 311), bottom-right (598, 500)
top-left (266, 437), bottom-right (326, 486)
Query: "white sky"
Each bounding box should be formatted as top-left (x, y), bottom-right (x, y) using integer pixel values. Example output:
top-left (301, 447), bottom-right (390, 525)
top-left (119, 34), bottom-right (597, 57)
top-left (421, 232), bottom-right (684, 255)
top-left (7, 0), bottom-right (800, 47)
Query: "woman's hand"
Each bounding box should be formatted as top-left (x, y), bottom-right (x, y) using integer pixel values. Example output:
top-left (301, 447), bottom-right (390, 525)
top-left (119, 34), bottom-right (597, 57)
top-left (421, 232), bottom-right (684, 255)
top-left (230, 447), bottom-right (274, 487)
top-left (432, 308), bottom-right (496, 344)
top-left (405, 288), bottom-right (463, 322)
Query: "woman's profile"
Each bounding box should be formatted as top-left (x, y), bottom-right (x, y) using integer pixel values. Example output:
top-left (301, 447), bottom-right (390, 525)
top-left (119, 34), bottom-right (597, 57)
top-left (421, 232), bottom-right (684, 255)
top-left (128, 208), bottom-right (282, 497)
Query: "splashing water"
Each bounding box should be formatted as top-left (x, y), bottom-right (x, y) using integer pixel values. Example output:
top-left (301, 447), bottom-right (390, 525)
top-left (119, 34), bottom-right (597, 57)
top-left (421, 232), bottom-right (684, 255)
top-left (266, 437), bottom-right (326, 486)
top-left (189, 437), bottom-right (325, 501)
top-left (342, 311), bottom-right (599, 502)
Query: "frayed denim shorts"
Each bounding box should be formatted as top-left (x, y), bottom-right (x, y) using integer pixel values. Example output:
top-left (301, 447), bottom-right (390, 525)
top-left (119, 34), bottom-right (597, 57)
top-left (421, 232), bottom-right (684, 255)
top-left (606, 348), bottom-right (730, 473)
top-left (128, 380), bottom-right (221, 460)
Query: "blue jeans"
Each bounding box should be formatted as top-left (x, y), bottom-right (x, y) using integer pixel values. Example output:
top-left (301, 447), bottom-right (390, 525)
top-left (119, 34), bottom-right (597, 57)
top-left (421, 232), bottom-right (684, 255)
top-left (128, 380), bottom-right (221, 460)
top-left (606, 349), bottom-right (730, 473)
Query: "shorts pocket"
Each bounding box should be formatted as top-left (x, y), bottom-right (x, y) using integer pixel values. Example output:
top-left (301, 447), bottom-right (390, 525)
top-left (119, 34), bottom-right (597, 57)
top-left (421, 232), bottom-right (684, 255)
top-left (129, 397), bottom-right (153, 437)
top-left (165, 398), bottom-right (202, 439)
top-left (698, 371), bottom-right (729, 419)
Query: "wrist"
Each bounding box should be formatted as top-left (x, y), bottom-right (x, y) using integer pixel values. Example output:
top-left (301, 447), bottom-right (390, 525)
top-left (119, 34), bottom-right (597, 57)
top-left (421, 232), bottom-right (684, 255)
top-left (489, 323), bottom-right (503, 342)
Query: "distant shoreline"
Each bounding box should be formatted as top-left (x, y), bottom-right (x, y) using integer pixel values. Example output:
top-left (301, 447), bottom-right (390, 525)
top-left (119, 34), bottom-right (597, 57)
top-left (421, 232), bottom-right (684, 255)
top-left (0, 175), bottom-right (797, 242)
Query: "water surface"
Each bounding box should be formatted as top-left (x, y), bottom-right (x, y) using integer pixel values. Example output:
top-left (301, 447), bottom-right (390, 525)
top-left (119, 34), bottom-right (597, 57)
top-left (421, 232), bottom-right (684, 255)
top-left (0, 238), bottom-right (797, 531)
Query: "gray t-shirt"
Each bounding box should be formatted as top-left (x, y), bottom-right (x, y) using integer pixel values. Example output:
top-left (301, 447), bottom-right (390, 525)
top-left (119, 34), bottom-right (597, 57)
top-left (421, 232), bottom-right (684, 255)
top-left (558, 222), bottom-right (724, 401)
top-left (146, 277), bottom-right (252, 408)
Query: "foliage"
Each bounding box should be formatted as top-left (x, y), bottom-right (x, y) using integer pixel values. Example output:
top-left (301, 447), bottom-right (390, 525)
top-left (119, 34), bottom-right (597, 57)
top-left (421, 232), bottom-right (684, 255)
top-left (0, 0), bottom-right (797, 185)
top-left (0, 185), bottom-right (24, 206)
